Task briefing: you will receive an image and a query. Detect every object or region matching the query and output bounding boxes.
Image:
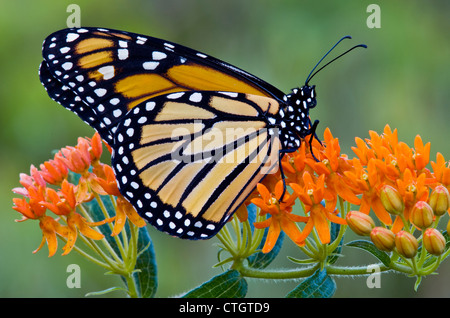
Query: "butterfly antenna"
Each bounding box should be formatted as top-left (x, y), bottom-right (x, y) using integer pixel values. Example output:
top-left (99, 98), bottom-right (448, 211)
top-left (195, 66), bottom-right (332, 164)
top-left (306, 43), bottom-right (367, 85)
top-left (304, 35), bottom-right (352, 85)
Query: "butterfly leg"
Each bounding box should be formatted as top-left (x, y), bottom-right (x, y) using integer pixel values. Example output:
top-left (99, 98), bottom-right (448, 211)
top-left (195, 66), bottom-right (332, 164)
top-left (277, 147), bottom-right (298, 202)
top-left (308, 119), bottom-right (322, 162)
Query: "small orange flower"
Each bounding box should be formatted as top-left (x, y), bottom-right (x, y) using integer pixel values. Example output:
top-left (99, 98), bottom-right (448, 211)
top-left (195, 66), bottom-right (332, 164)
top-left (57, 141), bottom-right (91, 175)
top-left (112, 197), bottom-right (147, 236)
top-left (35, 216), bottom-right (69, 257)
top-left (63, 212), bottom-right (105, 255)
top-left (91, 164), bottom-right (122, 197)
top-left (88, 132), bottom-right (103, 163)
top-left (11, 133), bottom-right (129, 257)
top-left (252, 181), bottom-right (306, 253)
top-left (44, 187), bottom-right (74, 216)
top-left (431, 152), bottom-right (450, 188)
top-left (345, 158), bottom-right (392, 225)
top-left (392, 169), bottom-right (429, 232)
top-left (39, 158), bottom-right (69, 185)
top-left (290, 171), bottom-right (346, 245)
top-left (412, 135), bottom-right (431, 171)
top-left (308, 128), bottom-right (361, 209)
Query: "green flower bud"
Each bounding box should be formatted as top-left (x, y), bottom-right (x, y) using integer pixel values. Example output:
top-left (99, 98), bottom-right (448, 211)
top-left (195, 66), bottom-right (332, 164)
top-left (395, 231), bottom-right (418, 258)
top-left (380, 185), bottom-right (404, 215)
top-left (423, 228), bottom-right (446, 256)
top-left (429, 185), bottom-right (450, 216)
top-left (346, 211), bottom-right (375, 236)
top-left (370, 227), bottom-right (395, 252)
top-left (410, 201), bottom-right (434, 230)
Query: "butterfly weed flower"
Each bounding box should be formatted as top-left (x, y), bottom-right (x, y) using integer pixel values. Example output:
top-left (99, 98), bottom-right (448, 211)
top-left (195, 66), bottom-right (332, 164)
top-left (290, 172), bottom-right (347, 245)
top-left (12, 132), bottom-right (148, 296)
top-left (251, 181), bottom-right (306, 253)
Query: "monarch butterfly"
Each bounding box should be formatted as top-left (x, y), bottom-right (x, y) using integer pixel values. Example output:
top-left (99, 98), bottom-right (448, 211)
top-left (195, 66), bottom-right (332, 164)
top-left (39, 27), bottom-right (365, 239)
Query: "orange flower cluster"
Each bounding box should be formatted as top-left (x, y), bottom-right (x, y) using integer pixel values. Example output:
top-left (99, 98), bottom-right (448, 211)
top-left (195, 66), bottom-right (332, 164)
top-left (250, 125), bottom-right (450, 254)
top-left (12, 133), bottom-right (145, 257)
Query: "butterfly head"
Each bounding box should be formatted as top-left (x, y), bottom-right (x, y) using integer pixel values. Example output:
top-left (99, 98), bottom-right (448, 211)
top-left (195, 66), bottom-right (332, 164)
top-left (285, 84), bottom-right (317, 112)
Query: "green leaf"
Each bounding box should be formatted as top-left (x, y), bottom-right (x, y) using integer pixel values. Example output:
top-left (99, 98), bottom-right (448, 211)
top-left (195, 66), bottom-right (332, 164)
top-left (130, 226), bottom-right (158, 298)
top-left (346, 240), bottom-right (391, 267)
top-left (286, 269), bottom-right (336, 298)
top-left (182, 270), bottom-right (247, 298)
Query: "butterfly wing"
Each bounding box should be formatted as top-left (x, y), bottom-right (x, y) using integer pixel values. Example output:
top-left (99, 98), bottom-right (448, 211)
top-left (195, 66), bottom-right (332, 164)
top-left (40, 27), bottom-right (285, 143)
top-left (112, 91), bottom-right (281, 239)
top-left (40, 27), bottom-right (287, 239)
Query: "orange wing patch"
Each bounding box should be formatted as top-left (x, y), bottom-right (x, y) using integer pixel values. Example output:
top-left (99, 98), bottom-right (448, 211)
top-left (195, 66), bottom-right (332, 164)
top-left (75, 38), bottom-right (114, 54)
top-left (166, 64), bottom-right (271, 98)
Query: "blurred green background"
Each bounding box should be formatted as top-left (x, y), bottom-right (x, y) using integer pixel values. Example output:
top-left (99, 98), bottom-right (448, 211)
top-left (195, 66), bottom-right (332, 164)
top-left (1, 0), bottom-right (448, 298)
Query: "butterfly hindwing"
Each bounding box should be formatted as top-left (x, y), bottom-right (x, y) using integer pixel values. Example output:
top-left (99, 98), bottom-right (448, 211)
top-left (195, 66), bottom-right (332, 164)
top-left (111, 90), bottom-right (281, 239)
top-left (40, 27), bottom-right (285, 144)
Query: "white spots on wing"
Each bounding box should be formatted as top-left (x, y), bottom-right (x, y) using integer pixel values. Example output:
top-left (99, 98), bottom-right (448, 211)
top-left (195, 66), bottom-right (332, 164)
top-left (175, 212), bottom-right (183, 219)
top-left (95, 88), bottom-right (107, 97)
top-left (113, 109), bottom-right (122, 118)
top-left (189, 92), bottom-right (202, 103)
top-left (152, 51), bottom-right (167, 60)
top-left (118, 49), bottom-right (129, 60)
top-left (167, 92), bottom-right (184, 99)
top-left (146, 101), bottom-right (156, 111)
top-left (196, 52), bottom-right (207, 58)
top-left (123, 118), bottom-right (131, 127)
top-left (119, 40), bottom-right (128, 48)
top-left (218, 91), bottom-right (238, 98)
top-left (60, 47), bottom-right (70, 54)
top-left (61, 62), bottom-right (73, 70)
top-left (98, 65), bottom-right (115, 80)
top-left (66, 33), bottom-right (79, 42)
top-left (126, 128), bottom-right (134, 137)
top-left (136, 36), bottom-right (147, 45)
top-left (142, 61), bottom-right (159, 70)
top-left (137, 116), bottom-right (147, 124)
top-left (110, 97), bottom-right (120, 105)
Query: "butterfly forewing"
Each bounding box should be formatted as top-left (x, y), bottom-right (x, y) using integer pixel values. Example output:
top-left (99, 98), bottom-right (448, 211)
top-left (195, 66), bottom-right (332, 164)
top-left (112, 91), bottom-right (281, 239)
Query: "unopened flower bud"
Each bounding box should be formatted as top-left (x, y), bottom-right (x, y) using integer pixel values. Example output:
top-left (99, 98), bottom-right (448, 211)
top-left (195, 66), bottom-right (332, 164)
top-left (395, 231), bottom-right (418, 258)
top-left (380, 185), bottom-right (404, 215)
top-left (410, 201), bottom-right (434, 230)
top-left (423, 228), bottom-right (446, 256)
top-left (370, 227), bottom-right (395, 251)
top-left (429, 185), bottom-right (450, 216)
top-left (346, 211), bottom-right (375, 236)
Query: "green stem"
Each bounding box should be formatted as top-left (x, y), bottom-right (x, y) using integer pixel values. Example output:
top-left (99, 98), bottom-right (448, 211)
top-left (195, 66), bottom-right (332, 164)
top-left (235, 262), bottom-right (319, 279)
top-left (124, 273), bottom-right (139, 298)
top-left (235, 259), bottom-right (410, 280)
